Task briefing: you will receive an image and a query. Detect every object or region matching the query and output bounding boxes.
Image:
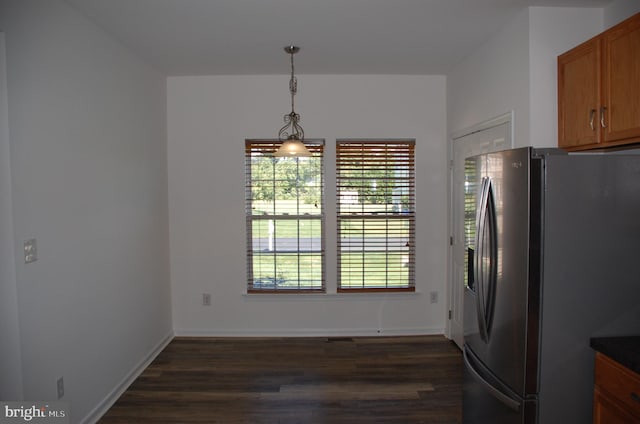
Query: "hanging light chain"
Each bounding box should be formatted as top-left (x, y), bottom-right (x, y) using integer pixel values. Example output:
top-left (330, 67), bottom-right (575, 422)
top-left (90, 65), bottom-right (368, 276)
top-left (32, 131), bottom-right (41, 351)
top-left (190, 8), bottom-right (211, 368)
top-left (278, 46), bottom-right (304, 143)
top-left (289, 49), bottom-right (297, 98)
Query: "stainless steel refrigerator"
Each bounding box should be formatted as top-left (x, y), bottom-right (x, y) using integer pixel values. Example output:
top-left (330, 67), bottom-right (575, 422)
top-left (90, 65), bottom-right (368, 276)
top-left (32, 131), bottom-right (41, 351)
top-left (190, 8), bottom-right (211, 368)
top-left (462, 147), bottom-right (640, 424)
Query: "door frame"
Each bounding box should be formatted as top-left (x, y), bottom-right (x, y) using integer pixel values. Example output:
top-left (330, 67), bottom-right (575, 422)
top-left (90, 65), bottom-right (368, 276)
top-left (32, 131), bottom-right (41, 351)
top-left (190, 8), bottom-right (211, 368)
top-left (446, 111), bottom-right (514, 348)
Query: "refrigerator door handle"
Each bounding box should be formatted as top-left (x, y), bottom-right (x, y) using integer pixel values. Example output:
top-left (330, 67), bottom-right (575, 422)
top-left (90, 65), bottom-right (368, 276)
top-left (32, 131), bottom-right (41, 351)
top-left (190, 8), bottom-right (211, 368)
top-left (484, 179), bottom-right (498, 337)
top-left (474, 178), bottom-right (487, 340)
top-left (474, 177), bottom-right (497, 343)
top-left (464, 347), bottom-right (521, 412)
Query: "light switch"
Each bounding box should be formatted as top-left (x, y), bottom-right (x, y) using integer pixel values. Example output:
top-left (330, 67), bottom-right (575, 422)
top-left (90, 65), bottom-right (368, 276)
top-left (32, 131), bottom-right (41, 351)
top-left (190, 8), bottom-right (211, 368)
top-left (24, 238), bottom-right (37, 263)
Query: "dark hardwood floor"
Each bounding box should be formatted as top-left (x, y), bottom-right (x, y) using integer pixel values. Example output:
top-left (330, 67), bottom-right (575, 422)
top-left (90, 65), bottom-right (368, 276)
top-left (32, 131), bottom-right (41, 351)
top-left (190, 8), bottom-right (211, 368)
top-left (99, 335), bottom-right (462, 423)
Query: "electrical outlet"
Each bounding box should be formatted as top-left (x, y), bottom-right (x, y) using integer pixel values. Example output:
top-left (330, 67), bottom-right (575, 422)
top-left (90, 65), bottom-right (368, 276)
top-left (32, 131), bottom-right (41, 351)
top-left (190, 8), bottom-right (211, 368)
top-left (57, 377), bottom-right (64, 399)
top-left (24, 238), bottom-right (37, 263)
top-left (202, 293), bottom-right (211, 306)
top-left (430, 291), bottom-right (438, 304)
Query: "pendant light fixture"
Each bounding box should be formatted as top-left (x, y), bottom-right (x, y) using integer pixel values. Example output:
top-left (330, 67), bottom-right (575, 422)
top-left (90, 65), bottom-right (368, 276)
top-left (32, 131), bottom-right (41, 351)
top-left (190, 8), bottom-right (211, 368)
top-left (273, 45), bottom-right (311, 157)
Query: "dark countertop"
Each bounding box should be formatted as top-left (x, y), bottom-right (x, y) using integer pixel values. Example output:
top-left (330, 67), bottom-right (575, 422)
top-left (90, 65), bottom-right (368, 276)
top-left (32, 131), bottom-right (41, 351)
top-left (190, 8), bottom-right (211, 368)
top-left (590, 336), bottom-right (640, 374)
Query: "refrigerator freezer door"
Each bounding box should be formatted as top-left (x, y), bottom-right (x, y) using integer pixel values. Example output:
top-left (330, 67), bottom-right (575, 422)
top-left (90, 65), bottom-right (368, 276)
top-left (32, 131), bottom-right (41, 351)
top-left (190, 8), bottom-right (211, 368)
top-left (463, 346), bottom-right (536, 424)
top-left (464, 147), bottom-right (537, 397)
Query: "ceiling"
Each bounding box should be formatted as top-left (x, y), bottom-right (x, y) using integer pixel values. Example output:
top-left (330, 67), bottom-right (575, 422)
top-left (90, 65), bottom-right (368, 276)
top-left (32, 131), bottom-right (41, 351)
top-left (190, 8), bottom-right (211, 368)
top-left (64, 0), bottom-right (613, 76)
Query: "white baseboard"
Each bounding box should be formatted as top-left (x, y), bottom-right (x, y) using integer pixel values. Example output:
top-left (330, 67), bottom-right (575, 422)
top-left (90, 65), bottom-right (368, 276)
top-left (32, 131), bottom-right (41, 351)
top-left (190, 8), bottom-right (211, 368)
top-left (79, 331), bottom-right (174, 424)
top-left (173, 327), bottom-right (444, 338)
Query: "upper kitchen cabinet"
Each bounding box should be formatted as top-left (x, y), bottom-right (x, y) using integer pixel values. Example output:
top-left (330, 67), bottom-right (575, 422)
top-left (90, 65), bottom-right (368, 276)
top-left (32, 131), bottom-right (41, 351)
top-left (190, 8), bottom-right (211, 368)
top-left (558, 37), bottom-right (600, 149)
top-left (558, 13), bottom-right (640, 151)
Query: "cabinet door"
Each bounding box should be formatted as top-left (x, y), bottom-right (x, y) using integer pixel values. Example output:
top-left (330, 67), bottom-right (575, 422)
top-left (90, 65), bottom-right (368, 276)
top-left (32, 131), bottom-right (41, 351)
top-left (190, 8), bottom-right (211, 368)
top-left (602, 14), bottom-right (640, 143)
top-left (593, 390), bottom-right (639, 424)
top-left (558, 37), bottom-right (601, 149)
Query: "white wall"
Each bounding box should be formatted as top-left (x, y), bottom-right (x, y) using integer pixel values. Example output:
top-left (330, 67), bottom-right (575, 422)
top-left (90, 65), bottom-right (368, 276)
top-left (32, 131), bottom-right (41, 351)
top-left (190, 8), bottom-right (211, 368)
top-left (168, 75), bottom-right (447, 336)
top-left (604, 0), bottom-right (640, 28)
top-left (0, 0), bottom-right (172, 421)
top-left (0, 32), bottom-right (23, 400)
top-left (447, 9), bottom-right (531, 146)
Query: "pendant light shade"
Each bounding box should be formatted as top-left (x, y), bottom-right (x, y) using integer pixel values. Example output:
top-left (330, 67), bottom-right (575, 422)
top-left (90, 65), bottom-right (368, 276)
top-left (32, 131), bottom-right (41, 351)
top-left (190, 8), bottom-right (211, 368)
top-left (274, 45), bottom-right (311, 157)
top-left (274, 136), bottom-right (311, 157)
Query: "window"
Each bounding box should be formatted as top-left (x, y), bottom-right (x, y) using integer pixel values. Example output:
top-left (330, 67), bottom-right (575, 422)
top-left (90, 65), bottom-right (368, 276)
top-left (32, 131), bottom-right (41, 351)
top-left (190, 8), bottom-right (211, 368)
top-left (245, 140), bottom-right (324, 293)
top-left (336, 140), bottom-right (415, 292)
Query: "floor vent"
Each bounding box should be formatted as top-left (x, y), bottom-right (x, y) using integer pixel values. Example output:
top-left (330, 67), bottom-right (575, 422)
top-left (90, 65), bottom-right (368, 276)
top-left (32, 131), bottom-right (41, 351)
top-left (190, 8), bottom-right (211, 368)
top-left (326, 337), bottom-right (354, 343)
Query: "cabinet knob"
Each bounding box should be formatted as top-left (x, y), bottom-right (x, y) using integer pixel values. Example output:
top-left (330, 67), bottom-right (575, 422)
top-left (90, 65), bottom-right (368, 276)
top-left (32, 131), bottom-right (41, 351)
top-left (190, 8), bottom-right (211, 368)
top-left (590, 109), bottom-right (596, 131)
